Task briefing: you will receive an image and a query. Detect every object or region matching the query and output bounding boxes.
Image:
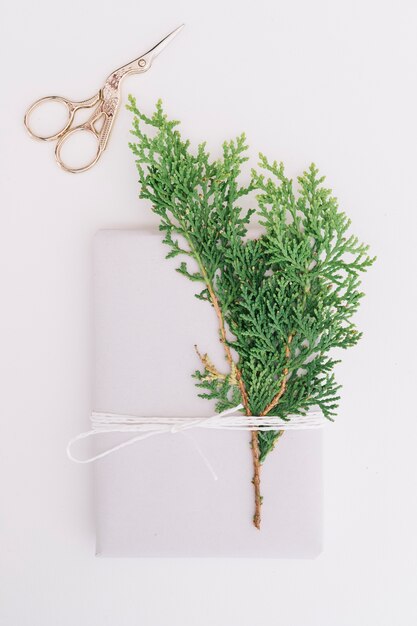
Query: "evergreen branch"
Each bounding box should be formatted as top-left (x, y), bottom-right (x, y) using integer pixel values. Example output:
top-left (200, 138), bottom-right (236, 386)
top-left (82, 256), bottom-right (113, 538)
top-left (128, 98), bottom-right (375, 528)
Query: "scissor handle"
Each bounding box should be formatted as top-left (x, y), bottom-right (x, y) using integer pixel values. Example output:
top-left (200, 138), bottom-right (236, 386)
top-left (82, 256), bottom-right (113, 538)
top-left (54, 112), bottom-right (114, 174)
top-left (24, 95), bottom-right (76, 141)
top-left (24, 93), bottom-right (100, 142)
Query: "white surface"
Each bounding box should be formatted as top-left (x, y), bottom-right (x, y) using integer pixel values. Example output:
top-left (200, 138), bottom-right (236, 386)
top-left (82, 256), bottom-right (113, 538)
top-left (1, 0), bottom-right (416, 623)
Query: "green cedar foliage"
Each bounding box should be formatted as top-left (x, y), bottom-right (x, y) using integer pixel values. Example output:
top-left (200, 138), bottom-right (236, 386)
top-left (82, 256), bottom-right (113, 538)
top-left (127, 97), bottom-right (375, 463)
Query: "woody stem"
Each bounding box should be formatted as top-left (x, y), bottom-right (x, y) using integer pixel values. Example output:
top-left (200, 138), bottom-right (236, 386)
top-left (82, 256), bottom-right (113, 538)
top-left (192, 255), bottom-right (260, 527)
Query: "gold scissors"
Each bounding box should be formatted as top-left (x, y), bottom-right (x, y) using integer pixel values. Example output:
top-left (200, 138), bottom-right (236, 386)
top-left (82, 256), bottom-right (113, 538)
top-left (24, 25), bottom-right (184, 173)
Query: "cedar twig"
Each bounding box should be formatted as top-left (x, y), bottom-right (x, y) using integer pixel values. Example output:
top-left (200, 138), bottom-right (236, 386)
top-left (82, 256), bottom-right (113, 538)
top-left (194, 345), bottom-right (238, 384)
top-left (251, 431), bottom-right (262, 529)
top-left (197, 265), bottom-right (261, 528)
top-left (261, 335), bottom-right (293, 417)
top-left (198, 266), bottom-right (251, 411)
top-left (250, 334), bottom-right (293, 529)
top-left (176, 231), bottom-right (257, 526)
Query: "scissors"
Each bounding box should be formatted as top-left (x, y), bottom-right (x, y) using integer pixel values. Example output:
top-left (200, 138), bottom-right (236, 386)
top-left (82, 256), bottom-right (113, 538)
top-left (24, 25), bottom-right (184, 173)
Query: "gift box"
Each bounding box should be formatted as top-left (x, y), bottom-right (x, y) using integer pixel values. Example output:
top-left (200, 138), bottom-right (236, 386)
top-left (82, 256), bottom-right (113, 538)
top-left (91, 229), bottom-right (323, 557)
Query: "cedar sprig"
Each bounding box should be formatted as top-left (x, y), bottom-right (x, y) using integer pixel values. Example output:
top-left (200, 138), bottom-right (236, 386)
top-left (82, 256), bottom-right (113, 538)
top-left (127, 96), bottom-right (375, 526)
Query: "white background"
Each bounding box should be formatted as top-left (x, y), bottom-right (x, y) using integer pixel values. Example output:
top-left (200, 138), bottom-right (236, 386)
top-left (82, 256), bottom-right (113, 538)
top-left (1, 0), bottom-right (416, 624)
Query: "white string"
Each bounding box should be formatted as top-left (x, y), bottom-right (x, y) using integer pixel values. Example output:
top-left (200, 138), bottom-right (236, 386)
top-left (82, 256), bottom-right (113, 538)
top-left (67, 404), bottom-right (326, 465)
top-left (178, 431), bottom-right (220, 481)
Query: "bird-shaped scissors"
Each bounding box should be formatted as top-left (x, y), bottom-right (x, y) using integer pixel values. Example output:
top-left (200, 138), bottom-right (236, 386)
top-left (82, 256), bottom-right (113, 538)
top-left (24, 25), bottom-right (184, 173)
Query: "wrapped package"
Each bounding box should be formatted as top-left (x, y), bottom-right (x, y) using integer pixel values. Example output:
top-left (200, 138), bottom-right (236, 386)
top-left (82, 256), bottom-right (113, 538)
top-left (92, 229), bottom-right (322, 557)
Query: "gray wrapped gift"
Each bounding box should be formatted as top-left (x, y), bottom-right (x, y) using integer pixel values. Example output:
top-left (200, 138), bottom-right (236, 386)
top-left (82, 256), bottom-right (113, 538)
top-left (91, 229), bottom-right (323, 557)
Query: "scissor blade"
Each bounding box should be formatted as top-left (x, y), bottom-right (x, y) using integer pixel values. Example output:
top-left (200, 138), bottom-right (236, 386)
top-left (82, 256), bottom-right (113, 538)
top-left (142, 24), bottom-right (185, 64)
